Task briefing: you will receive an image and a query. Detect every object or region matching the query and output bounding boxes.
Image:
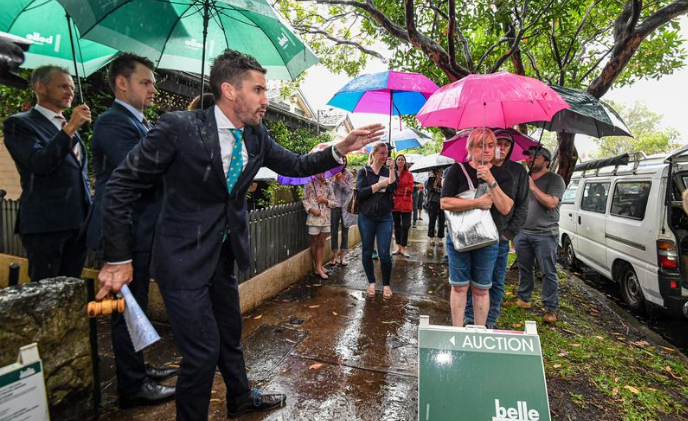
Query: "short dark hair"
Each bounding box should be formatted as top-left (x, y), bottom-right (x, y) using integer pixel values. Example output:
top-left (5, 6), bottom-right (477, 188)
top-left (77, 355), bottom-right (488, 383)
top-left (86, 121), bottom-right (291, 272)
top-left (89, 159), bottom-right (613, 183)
top-left (31, 65), bottom-right (69, 86)
top-left (209, 49), bottom-right (266, 100)
top-left (107, 53), bottom-right (155, 93)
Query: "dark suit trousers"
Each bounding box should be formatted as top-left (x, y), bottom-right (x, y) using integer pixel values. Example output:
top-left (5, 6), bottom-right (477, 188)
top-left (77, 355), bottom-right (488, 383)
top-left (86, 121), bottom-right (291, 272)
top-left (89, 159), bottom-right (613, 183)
top-left (21, 229), bottom-right (86, 282)
top-left (113, 251), bottom-right (151, 395)
top-left (158, 240), bottom-right (250, 421)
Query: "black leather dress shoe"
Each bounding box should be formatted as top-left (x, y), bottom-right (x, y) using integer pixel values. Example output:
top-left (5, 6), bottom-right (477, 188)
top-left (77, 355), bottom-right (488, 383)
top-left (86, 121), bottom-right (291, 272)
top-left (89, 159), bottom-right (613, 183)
top-left (145, 363), bottom-right (179, 381)
top-left (227, 390), bottom-right (286, 418)
top-left (119, 378), bottom-right (175, 409)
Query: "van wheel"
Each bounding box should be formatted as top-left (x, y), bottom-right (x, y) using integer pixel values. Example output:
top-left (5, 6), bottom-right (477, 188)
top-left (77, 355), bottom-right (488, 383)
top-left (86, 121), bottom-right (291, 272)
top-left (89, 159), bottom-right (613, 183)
top-left (562, 236), bottom-right (579, 271)
top-left (619, 264), bottom-right (644, 311)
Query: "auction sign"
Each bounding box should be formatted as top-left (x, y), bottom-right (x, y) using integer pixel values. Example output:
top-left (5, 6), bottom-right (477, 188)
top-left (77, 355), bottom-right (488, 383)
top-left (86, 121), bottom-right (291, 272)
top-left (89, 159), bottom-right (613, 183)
top-left (0, 343), bottom-right (49, 421)
top-left (418, 318), bottom-right (550, 421)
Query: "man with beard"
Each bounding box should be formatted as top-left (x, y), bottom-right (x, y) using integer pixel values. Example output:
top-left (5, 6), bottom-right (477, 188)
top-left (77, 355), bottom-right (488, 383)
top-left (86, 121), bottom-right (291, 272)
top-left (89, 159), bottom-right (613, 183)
top-left (514, 146), bottom-right (566, 323)
top-left (3, 65), bottom-right (91, 281)
top-left (86, 53), bottom-right (177, 408)
top-left (464, 129), bottom-right (528, 328)
top-left (95, 49), bottom-right (385, 420)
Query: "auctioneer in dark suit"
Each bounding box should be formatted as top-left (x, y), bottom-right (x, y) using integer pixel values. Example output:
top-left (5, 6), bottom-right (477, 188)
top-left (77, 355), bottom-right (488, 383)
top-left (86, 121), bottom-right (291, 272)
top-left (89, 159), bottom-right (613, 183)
top-left (3, 106), bottom-right (91, 281)
top-left (86, 100), bottom-right (164, 397)
top-left (101, 107), bottom-right (340, 419)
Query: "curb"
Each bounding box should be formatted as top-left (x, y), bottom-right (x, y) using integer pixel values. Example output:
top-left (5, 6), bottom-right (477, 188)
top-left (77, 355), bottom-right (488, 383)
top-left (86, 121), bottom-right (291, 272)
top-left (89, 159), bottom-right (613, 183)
top-left (564, 266), bottom-right (688, 364)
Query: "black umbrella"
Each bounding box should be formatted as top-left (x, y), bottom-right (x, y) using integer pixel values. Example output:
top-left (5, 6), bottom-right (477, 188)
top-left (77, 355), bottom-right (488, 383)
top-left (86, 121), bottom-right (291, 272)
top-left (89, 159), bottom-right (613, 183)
top-left (529, 86), bottom-right (632, 138)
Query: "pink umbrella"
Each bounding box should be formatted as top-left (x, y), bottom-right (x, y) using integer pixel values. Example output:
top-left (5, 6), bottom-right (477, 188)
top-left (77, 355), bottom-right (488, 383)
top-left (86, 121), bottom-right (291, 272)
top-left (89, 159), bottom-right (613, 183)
top-left (416, 72), bottom-right (569, 130)
top-left (441, 128), bottom-right (539, 162)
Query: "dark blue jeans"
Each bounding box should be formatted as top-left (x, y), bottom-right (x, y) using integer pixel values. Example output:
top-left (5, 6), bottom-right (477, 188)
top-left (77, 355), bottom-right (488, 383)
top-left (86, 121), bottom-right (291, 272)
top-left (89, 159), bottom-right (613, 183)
top-left (515, 232), bottom-right (559, 311)
top-left (464, 238), bottom-right (510, 327)
top-left (358, 213), bottom-right (393, 286)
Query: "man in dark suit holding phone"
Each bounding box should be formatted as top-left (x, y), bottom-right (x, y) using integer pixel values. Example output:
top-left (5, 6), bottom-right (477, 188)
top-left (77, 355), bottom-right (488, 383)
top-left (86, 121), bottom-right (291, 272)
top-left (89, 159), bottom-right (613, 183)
top-left (3, 65), bottom-right (91, 282)
top-left (96, 49), bottom-right (385, 420)
top-left (86, 53), bottom-right (176, 408)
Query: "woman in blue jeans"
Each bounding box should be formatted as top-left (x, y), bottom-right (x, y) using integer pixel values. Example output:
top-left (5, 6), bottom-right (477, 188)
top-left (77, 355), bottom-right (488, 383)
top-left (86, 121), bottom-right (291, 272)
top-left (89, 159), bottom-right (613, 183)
top-left (357, 142), bottom-right (397, 298)
top-left (441, 128), bottom-right (513, 327)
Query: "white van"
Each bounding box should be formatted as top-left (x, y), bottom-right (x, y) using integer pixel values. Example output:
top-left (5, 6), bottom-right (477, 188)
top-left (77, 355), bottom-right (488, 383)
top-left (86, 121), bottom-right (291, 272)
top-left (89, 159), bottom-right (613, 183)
top-left (559, 149), bottom-right (688, 316)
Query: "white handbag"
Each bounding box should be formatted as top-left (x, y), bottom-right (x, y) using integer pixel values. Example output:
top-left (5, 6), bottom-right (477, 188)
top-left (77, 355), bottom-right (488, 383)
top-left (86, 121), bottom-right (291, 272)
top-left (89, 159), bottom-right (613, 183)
top-left (444, 163), bottom-right (499, 252)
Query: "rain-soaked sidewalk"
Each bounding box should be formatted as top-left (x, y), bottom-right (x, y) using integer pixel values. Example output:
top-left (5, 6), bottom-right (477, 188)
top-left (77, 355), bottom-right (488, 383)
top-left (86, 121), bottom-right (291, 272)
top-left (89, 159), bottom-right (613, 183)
top-left (96, 217), bottom-right (452, 420)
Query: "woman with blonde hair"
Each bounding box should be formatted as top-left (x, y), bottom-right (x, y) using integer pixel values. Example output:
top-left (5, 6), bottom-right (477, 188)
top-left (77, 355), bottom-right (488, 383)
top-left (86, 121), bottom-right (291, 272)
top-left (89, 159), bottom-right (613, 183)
top-left (441, 127), bottom-right (514, 327)
top-left (357, 142), bottom-right (397, 298)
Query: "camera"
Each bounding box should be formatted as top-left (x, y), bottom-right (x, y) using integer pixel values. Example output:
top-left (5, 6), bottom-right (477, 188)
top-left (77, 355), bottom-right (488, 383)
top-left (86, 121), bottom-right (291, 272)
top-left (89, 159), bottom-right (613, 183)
top-left (0, 31), bottom-right (31, 89)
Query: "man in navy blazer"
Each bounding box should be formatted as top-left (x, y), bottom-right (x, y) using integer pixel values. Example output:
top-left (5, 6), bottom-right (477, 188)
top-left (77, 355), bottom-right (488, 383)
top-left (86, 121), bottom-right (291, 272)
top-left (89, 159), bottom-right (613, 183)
top-left (3, 65), bottom-right (91, 282)
top-left (86, 54), bottom-right (176, 408)
top-left (96, 49), bottom-right (384, 420)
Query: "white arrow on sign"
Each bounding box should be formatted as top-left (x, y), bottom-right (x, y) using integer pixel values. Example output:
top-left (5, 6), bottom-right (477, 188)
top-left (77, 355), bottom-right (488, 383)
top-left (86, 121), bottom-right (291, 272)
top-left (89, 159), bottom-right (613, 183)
top-left (450, 336), bottom-right (455, 346)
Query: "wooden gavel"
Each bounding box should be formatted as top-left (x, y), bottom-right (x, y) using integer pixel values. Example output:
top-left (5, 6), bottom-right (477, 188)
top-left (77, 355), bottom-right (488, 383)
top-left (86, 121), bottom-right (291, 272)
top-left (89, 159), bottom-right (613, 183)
top-left (87, 296), bottom-right (125, 318)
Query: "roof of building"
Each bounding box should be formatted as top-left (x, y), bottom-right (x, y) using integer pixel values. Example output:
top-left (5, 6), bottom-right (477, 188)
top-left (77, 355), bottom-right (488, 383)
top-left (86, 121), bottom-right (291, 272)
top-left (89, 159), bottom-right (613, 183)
top-left (317, 109), bottom-right (348, 127)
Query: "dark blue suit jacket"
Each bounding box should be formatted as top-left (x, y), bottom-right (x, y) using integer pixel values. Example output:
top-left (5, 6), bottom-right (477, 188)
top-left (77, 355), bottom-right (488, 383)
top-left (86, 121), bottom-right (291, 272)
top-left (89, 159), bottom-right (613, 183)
top-left (3, 108), bottom-right (91, 234)
top-left (86, 102), bottom-right (162, 252)
top-left (102, 107), bottom-right (340, 289)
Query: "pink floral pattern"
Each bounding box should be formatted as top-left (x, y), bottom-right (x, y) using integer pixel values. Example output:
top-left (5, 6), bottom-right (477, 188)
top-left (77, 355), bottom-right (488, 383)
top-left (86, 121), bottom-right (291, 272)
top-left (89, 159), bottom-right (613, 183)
top-left (302, 178), bottom-right (334, 226)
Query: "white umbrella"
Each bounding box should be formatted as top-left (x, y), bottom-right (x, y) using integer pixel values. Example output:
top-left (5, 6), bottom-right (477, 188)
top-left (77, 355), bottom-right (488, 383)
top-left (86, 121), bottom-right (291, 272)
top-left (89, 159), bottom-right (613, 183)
top-left (386, 128), bottom-right (432, 152)
top-left (408, 153), bottom-right (455, 173)
top-left (253, 167), bottom-right (278, 181)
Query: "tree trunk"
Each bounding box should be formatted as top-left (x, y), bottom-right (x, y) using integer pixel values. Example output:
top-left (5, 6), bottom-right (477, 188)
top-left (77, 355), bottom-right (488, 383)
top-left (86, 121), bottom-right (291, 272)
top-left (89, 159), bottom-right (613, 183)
top-left (557, 132), bottom-right (578, 185)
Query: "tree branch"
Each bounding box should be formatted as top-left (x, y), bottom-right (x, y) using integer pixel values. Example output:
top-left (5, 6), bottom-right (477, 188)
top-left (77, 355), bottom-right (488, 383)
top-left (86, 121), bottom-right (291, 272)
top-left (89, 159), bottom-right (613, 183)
top-left (297, 26), bottom-right (386, 60)
top-left (589, 0), bottom-right (688, 98)
top-left (524, 51), bottom-right (542, 80)
top-left (562, 0), bottom-right (601, 67)
top-left (448, 0), bottom-right (458, 73)
top-left (549, 21), bottom-right (564, 85)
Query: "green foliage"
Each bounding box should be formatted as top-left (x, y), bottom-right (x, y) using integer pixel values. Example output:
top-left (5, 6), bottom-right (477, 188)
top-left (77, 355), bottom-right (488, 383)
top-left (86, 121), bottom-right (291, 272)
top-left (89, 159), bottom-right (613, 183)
top-left (261, 119), bottom-right (331, 203)
top-left (593, 101), bottom-right (681, 158)
top-left (498, 268), bottom-right (688, 419)
top-left (0, 70), bottom-right (34, 120)
top-left (281, 1), bottom-right (687, 93)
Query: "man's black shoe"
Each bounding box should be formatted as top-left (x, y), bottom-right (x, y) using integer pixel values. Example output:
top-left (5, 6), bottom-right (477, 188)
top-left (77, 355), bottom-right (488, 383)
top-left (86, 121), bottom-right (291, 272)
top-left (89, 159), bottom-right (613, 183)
top-left (119, 378), bottom-right (175, 408)
top-left (228, 390), bottom-right (286, 418)
top-left (145, 363), bottom-right (179, 381)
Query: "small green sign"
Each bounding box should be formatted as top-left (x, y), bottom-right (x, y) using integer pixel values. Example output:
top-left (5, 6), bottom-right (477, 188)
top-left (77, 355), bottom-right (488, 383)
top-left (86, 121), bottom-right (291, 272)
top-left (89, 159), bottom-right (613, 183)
top-left (418, 318), bottom-right (551, 421)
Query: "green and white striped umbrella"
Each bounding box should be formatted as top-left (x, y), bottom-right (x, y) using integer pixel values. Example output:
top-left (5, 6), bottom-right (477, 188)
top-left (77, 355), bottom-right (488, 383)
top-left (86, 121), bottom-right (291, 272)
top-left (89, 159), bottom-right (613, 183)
top-left (0, 0), bottom-right (118, 77)
top-left (56, 0), bottom-right (319, 81)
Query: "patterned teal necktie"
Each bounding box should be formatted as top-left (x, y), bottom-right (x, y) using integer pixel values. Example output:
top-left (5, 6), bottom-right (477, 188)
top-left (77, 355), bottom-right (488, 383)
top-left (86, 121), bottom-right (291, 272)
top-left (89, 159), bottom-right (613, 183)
top-left (226, 128), bottom-right (244, 194)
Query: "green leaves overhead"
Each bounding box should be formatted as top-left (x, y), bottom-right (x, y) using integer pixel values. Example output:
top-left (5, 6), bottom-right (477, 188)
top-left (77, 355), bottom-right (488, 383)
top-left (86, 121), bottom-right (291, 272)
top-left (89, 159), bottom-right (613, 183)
top-left (280, 0), bottom-right (687, 95)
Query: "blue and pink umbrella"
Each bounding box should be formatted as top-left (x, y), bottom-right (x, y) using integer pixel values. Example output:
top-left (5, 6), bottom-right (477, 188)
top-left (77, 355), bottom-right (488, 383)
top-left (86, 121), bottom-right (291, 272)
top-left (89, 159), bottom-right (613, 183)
top-left (327, 70), bottom-right (439, 148)
top-left (327, 70), bottom-right (438, 115)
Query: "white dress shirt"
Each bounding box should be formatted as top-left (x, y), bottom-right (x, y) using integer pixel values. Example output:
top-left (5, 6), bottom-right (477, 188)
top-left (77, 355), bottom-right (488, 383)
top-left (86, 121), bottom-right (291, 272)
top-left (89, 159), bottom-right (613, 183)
top-left (214, 105), bottom-right (249, 177)
top-left (115, 98), bottom-right (148, 130)
top-left (35, 104), bottom-right (66, 131)
top-left (34, 104), bottom-right (82, 163)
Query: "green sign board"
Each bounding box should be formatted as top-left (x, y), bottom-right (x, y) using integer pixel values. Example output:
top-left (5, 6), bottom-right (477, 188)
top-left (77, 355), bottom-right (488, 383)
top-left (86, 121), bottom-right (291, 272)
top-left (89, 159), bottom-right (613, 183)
top-left (418, 318), bottom-right (550, 421)
top-left (0, 343), bottom-right (50, 421)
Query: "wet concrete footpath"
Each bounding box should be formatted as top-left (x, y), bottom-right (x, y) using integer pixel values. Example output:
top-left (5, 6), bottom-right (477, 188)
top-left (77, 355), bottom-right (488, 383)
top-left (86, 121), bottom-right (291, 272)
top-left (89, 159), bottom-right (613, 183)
top-left (93, 217), bottom-right (688, 421)
top-left (96, 218), bottom-right (452, 421)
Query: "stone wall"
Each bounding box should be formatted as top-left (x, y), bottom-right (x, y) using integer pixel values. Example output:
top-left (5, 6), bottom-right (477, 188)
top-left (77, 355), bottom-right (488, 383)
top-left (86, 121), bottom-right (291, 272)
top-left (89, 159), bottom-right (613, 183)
top-left (0, 278), bottom-right (95, 420)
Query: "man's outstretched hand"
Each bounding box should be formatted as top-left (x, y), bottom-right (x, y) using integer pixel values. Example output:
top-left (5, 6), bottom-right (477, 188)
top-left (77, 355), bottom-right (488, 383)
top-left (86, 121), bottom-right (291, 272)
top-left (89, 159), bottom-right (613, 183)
top-left (96, 263), bottom-right (133, 300)
top-left (335, 123), bottom-right (385, 155)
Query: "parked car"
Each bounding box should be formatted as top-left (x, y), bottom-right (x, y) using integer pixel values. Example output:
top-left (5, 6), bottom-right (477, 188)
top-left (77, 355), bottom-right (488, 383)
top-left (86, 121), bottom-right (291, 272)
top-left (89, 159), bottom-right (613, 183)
top-left (559, 149), bottom-right (688, 316)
